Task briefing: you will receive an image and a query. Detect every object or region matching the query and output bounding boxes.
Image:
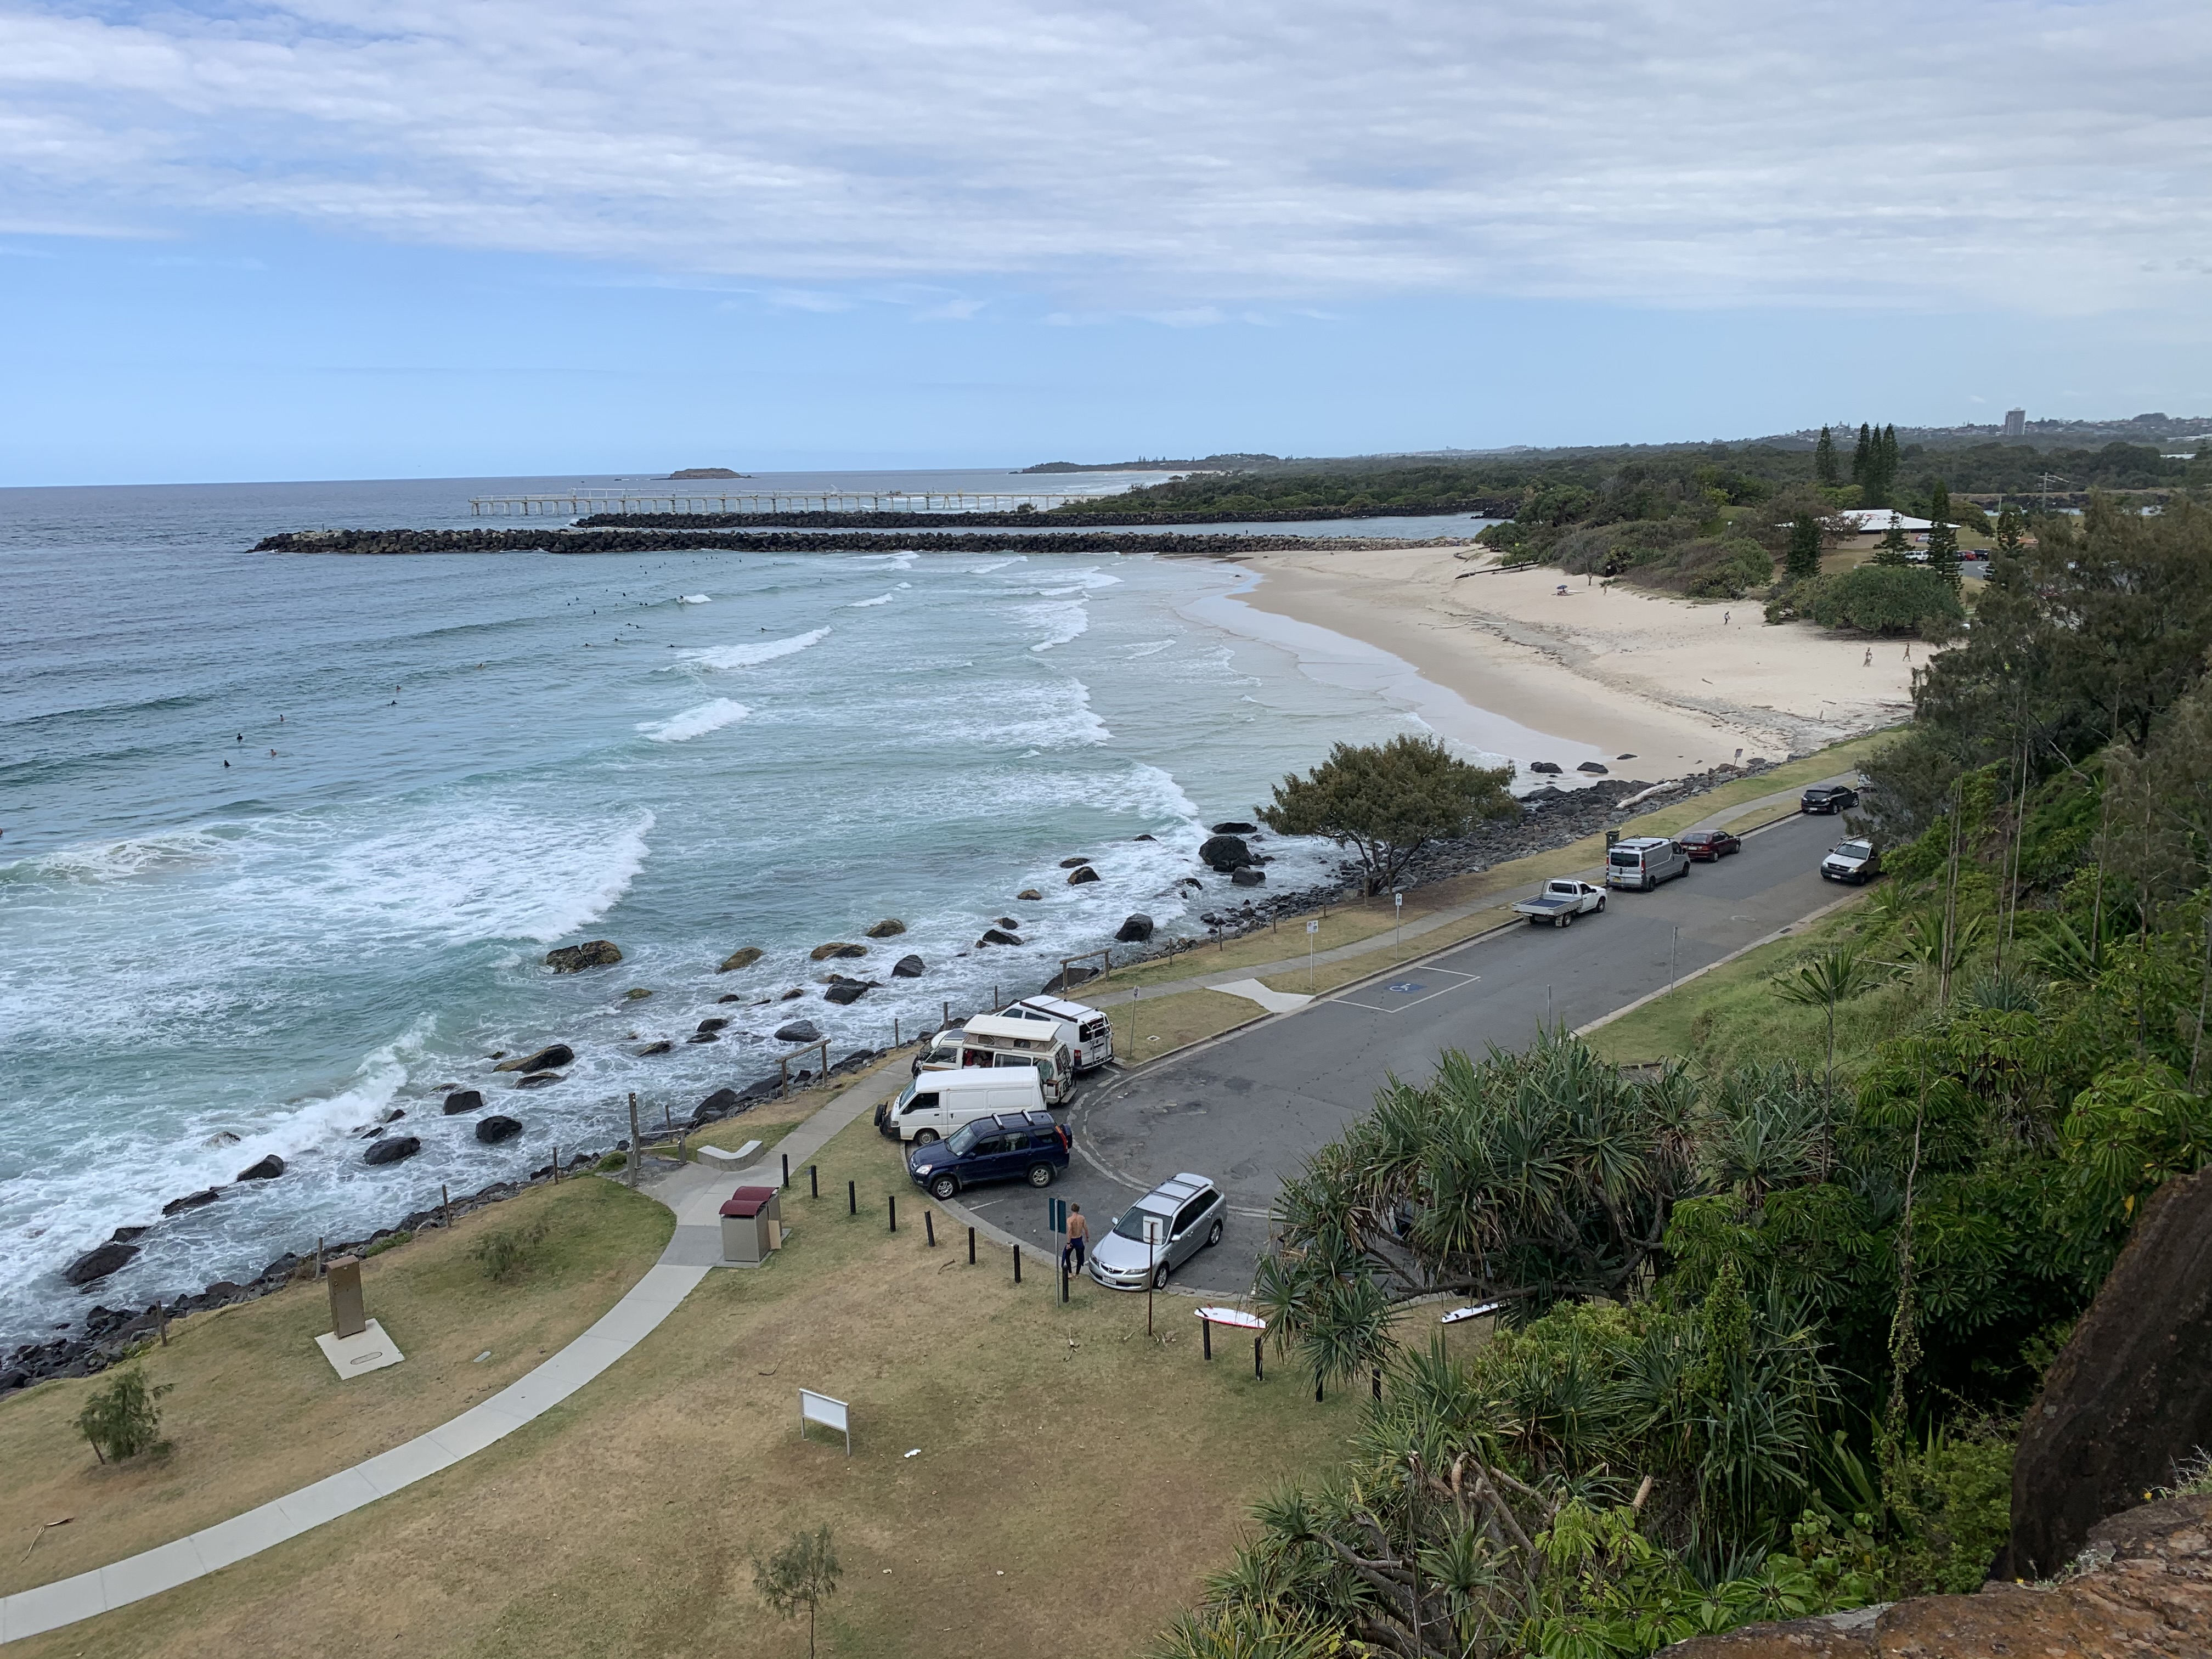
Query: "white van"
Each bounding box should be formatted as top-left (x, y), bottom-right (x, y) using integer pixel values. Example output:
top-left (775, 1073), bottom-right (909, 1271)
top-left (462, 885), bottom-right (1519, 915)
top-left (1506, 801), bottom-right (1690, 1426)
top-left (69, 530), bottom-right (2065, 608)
top-left (874, 1066), bottom-right (1048, 1143)
top-left (1605, 836), bottom-right (1690, 891)
top-left (916, 1012), bottom-right (1077, 1104)
top-left (1000, 995), bottom-right (1115, 1071)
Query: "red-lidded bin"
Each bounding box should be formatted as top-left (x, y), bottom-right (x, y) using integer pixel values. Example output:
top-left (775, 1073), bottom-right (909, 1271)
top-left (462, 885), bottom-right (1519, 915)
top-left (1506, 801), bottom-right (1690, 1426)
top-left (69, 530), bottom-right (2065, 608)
top-left (719, 1184), bottom-right (783, 1265)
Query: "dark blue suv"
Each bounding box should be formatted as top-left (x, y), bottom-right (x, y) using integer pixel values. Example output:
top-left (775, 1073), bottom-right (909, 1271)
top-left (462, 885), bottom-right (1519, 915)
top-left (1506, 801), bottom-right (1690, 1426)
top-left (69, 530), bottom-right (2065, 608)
top-left (907, 1110), bottom-right (1069, 1200)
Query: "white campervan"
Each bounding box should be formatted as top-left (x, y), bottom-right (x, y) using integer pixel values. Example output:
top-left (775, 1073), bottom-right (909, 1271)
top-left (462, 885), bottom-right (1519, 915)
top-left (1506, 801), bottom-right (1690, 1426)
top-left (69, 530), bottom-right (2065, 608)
top-left (915, 1012), bottom-right (1077, 1104)
top-left (1000, 995), bottom-right (1115, 1071)
top-left (874, 1066), bottom-right (1048, 1144)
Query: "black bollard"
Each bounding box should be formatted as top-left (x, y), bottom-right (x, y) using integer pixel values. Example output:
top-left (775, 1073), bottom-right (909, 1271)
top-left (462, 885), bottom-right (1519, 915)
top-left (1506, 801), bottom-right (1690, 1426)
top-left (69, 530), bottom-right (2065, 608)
top-left (1203, 1318), bottom-right (1212, 1361)
top-left (810, 1163), bottom-right (819, 1199)
top-left (1014, 1244), bottom-right (1022, 1284)
top-left (888, 1194), bottom-right (897, 1233)
top-left (848, 1179), bottom-right (856, 1216)
top-left (968, 1226), bottom-right (976, 1265)
top-left (1060, 1260), bottom-right (1069, 1303)
top-left (781, 1153), bottom-right (789, 1189)
top-left (925, 1210), bottom-right (936, 1248)
top-left (1254, 1337), bottom-right (1264, 1381)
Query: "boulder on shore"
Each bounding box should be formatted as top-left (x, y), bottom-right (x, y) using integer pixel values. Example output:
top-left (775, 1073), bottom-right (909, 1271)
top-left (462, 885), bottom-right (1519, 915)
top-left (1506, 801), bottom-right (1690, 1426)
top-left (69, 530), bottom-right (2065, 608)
top-left (475, 1116), bottom-right (522, 1146)
top-left (637, 1039), bottom-right (674, 1056)
top-left (65, 1240), bottom-right (140, 1286)
top-left (544, 940), bottom-right (622, 972)
top-left (235, 1154), bottom-right (286, 1182)
top-left (718, 946), bottom-right (764, 973)
top-left (824, 977), bottom-right (876, 1006)
top-left (1058, 856), bottom-right (1091, 869)
top-left (1210, 820), bottom-right (1257, 835)
top-left (1576, 760), bottom-right (1609, 774)
top-left (1043, 966), bottom-right (1098, 991)
top-left (1231, 867), bottom-right (1266, 886)
top-left (891, 954), bottom-right (927, 978)
top-left (162, 1188), bottom-right (222, 1217)
top-left (623, 987), bottom-right (653, 1000)
top-left (775, 1019), bottom-right (822, 1045)
top-left (864, 918), bottom-right (907, 938)
top-left (364, 1135), bottom-right (421, 1166)
top-left (1066, 865), bottom-right (1101, 885)
top-left (1116, 913), bottom-right (1154, 943)
top-left (1527, 761), bottom-right (1563, 775)
top-left (1199, 834), bottom-right (1253, 872)
top-left (977, 927), bottom-right (1022, 947)
top-left (443, 1089), bottom-right (487, 1115)
top-left (494, 1043), bottom-right (574, 1074)
top-left (1017, 889), bottom-right (1043, 901)
top-left (515, 1070), bottom-right (564, 1087)
top-left (2003, 1161), bottom-right (2212, 1577)
top-left (697, 1017), bottom-right (729, 1033)
top-left (810, 942), bottom-right (865, 961)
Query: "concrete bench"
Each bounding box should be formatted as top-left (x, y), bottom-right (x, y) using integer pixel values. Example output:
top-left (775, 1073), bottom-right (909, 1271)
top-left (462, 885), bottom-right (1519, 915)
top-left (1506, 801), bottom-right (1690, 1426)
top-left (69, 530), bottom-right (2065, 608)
top-left (698, 1139), bottom-right (761, 1171)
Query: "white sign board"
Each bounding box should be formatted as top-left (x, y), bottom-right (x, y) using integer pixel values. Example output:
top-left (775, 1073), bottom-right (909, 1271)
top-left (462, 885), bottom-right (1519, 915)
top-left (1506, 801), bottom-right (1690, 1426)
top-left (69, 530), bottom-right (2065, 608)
top-left (799, 1388), bottom-right (850, 1455)
top-left (1143, 1215), bottom-right (1164, 1246)
top-left (1440, 1301), bottom-right (1503, 1325)
top-left (1306, 920), bottom-right (1319, 935)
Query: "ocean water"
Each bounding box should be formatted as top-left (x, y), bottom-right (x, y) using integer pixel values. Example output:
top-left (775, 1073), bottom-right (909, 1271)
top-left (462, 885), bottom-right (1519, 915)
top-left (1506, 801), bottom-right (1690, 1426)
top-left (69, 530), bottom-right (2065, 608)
top-left (0, 470), bottom-right (1550, 1343)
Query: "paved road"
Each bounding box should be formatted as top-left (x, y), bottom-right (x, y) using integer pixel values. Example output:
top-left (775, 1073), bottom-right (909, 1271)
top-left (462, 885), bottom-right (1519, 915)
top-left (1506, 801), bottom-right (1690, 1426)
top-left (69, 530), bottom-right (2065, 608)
top-left (985, 803), bottom-right (1864, 1296)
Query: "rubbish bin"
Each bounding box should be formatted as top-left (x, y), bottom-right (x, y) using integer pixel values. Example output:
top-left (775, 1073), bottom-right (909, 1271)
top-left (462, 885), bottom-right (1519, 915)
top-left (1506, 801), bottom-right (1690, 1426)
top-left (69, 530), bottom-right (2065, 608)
top-left (719, 1185), bottom-right (779, 1266)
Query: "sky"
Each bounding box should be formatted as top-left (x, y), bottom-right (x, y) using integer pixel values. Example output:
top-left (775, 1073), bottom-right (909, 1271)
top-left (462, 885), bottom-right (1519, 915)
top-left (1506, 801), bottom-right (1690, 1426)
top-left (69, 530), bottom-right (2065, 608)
top-left (4, 0), bottom-right (2211, 483)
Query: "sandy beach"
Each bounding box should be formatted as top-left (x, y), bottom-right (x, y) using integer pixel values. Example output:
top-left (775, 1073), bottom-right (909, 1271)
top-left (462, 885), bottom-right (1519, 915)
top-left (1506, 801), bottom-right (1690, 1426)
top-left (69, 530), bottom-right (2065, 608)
top-left (1223, 545), bottom-right (1917, 771)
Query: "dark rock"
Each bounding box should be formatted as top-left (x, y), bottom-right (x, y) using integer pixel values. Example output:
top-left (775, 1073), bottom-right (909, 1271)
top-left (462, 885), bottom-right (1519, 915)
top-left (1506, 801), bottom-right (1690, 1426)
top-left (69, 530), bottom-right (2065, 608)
top-left (1617, 753), bottom-right (1636, 759)
top-left (1199, 834), bottom-right (1252, 872)
top-left (1231, 867), bottom-right (1266, 886)
top-left (475, 1115), bottom-right (523, 1145)
top-left (1017, 889), bottom-right (1043, 901)
top-left (809, 941), bottom-right (866, 961)
top-left (515, 1070), bottom-right (564, 1087)
top-left (64, 1240), bottom-right (139, 1286)
top-left (718, 946), bottom-right (764, 972)
top-left (1178, 876), bottom-right (1204, 889)
top-left (2006, 1163), bottom-right (2212, 1577)
top-left (891, 953), bottom-right (926, 978)
top-left (364, 1135), bottom-right (421, 1166)
top-left (1210, 821), bottom-right (1257, 834)
top-left (977, 928), bottom-right (1022, 947)
top-left (261, 1253), bottom-right (300, 1282)
top-left (697, 1017), bottom-right (730, 1033)
top-left (824, 977), bottom-right (876, 1006)
top-left (686, 1031), bottom-right (720, 1043)
top-left (1043, 966), bottom-right (1098, 991)
top-left (1058, 856), bottom-right (1091, 868)
top-left (1527, 761), bottom-right (1562, 774)
top-left (778, 988), bottom-right (804, 1000)
top-left (235, 1154), bottom-right (286, 1182)
top-left (1135, 832), bottom-right (1156, 841)
top-left (443, 1090), bottom-right (487, 1115)
top-left (544, 940), bottom-right (622, 972)
top-left (623, 987), bottom-right (652, 1000)
top-left (693, 1087), bottom-right (742, 1122)
top-left (865, 918), bottom-right (907, 938)
top-left (775, 1019), bottom-right (822, 1044)
top-left (1116, 913), bottom-right (1155, 943)
top-left (162, 1188), bottom-right (222, 1217)
top-left (207, 1130), bottom-right (242, 1146)
top-left (716, 992), bottom-right (743, 1003)
top-left (110, 1226), bottom-right (149, 1244)
top-left (204, 1280), bottom-right (245, 1300)
top-left (637, 1040), bottom-right (673, 1055)
top-left (1576, 760), bottom-right (1609, 774)
top-left (996, 917), bottom-right (1022, 929)
top-left (1066, 865), bottom-right (1101, 885)
top-left (494, 1042), bottom-right (573, 1074)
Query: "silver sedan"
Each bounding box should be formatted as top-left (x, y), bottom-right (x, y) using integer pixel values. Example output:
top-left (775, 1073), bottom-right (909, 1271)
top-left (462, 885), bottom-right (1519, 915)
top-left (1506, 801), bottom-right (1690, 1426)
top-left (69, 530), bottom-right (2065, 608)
top-left (1088, 1172), bottom-right (1224, 1290)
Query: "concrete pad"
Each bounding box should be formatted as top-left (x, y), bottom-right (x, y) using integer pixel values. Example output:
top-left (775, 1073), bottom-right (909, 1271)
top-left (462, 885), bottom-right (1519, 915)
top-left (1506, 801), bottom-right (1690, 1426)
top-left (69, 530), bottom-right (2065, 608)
top-left (314, 1317), bottom-right (404, 1379)
top-left (354, 1435), bottom-right (460, 1498)
top-left (98, 1536), bottom-right (208, 1611)
top-left (275, 1468), bottom-right (382, 1532)
top-left (1207, 978), bottom-right (1314, 1015)
top-left (189, 1502), bottom-right (300, 1572)
top-left (2, 1571), bottom-right (109, 1643)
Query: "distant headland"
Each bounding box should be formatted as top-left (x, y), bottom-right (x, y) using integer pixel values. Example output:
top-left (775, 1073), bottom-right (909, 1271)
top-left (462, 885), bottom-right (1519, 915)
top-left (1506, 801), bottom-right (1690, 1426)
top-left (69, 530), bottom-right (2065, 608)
top-left (664, 467), bottom-right (748, 479)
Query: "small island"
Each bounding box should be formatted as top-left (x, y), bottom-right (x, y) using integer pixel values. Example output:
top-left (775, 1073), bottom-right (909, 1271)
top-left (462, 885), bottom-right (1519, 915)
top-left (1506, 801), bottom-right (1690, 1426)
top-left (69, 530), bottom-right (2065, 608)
top-left (665, 467), bottom-right (746, 479)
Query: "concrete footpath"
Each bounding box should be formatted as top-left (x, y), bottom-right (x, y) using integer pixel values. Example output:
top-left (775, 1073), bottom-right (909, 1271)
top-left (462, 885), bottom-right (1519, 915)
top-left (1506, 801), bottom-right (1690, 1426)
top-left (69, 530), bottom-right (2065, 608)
top-left (0, 1069), bottom-right (904, 1647)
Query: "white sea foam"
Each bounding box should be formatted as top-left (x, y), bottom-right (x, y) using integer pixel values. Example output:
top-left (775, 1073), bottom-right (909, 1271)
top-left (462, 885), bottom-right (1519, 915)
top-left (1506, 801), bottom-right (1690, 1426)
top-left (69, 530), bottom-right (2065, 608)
top-left (682, 627), bottom-right (831, 670)
top-left (1125, 640), bottom-right (1175, 658)
top-left (845, 592), bottom-right (894, 608)
top-left (679, 594), bottom-right (712, 605)
top-left (637, 698), bottom-right (750, 743)
top-left (862, 550), bottom-right (920, 569)
top-left (1023, 599), bottom-right (1090, 653)
top-left (969, 557), bottom-right (1026, 574)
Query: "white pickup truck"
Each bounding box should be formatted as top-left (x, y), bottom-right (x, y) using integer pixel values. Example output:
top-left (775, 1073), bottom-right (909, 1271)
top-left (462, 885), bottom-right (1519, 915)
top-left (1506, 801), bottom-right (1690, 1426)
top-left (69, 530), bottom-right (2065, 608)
top-left (1513, 879), bottom-right (1607, 927)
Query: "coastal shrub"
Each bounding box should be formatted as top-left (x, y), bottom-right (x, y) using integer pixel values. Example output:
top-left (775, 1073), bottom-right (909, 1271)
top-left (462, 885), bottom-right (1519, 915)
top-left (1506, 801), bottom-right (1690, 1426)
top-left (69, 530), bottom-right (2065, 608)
top-left (471, 1217), bottom-right (551, 1284)
top-left (1260, 734), bottom-right (1515, 895)
top-left (362, 1228), bottom-right (411, 1259)
top-left (1782, 565), bottom-right (1963, 637)
top-left (76, 1364), bottom-right (173, 1464)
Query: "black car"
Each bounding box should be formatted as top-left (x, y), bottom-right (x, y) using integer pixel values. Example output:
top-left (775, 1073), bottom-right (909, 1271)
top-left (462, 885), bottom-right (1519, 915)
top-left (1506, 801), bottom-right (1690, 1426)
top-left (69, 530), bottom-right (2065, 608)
top-left (907, 1110), bottom-right (1069, 1200)
top-left (1801, 785), bottom-right (1859, 815)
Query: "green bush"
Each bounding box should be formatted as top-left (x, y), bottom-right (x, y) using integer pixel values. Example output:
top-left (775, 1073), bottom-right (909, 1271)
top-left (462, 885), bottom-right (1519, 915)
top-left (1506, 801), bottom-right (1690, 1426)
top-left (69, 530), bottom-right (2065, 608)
top-left (1774, 565), bottom-right (1964, 637)
top-left (470, 1217), bottom-right (551, 1284)
top-left (362, 1229), bottom-right (411, 1259)
top-left (76, 1364), bottom-right (173, 1464)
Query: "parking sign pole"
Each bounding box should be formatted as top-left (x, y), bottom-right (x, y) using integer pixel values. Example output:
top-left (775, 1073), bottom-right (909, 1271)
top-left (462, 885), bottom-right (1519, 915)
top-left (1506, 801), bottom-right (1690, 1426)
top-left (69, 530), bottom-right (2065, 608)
top-left (1393, 889), bottom-right (1403, 952)
top-left (1307, 917), bottom-right (1319, 991)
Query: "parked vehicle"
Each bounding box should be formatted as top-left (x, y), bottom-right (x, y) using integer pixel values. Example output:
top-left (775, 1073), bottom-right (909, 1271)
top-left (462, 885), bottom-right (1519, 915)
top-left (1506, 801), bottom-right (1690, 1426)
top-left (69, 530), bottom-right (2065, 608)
top-left (874, 1066), bottom-right (1049, 1143)
top-left (913, 1012), bottom-right (1076, 1104)
top-left (1821, 838), bottom-right (1882, 884)
top-left (1801, 784), bottom-right (1859, 815)
top-left (1089, 1173), bottom-right (1227, 1291)
top-left (1514, 879), bottom-right (1607, 927)
top-left (1605, 836), bottom-right (1690, 891)
top-left (998, 994), bottom-right (1115, 1071)
top-left (1678, 828), bottom-right (1741, 861)
top-left (906, 1110), bottom-right (1069, 1200)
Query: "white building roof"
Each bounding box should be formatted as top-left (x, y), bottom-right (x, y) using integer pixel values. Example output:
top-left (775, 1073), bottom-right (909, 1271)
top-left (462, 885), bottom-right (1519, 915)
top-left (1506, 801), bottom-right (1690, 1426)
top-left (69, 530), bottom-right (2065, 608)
top-left (1833, 510), bottom-right (1938, 532)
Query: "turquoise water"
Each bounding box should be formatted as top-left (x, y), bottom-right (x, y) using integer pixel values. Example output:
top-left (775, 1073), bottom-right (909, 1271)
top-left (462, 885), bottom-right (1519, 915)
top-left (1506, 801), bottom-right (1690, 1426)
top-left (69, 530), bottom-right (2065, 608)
top-left (0, 470), bottom-right (1470, 1339)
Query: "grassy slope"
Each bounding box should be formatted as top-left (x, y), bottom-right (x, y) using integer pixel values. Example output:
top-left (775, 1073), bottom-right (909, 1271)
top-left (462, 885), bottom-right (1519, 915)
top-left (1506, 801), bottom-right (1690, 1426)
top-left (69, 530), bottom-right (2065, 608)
top-left (10, 1118), bottom-right (1350, 1659)
top-left (0, 1177), bottom-right (673, 1600)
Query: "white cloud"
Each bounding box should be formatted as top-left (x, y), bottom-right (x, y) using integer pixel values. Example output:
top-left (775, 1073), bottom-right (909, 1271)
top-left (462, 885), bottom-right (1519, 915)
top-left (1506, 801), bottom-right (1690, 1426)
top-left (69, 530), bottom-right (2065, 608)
top-left (1, 0), bottom-right (2208, 312)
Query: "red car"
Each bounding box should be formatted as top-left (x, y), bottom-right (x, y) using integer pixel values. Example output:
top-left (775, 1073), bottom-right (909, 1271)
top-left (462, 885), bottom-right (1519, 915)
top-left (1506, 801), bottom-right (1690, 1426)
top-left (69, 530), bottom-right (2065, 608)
top-left (1678, 828), bottom-right (1741, 861)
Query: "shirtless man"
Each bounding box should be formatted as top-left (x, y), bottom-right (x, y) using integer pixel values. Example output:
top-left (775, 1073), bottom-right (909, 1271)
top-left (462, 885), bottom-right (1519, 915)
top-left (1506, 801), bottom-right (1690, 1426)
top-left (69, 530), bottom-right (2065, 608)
top-left (1062, 1205), bottom-right (1089, 1277)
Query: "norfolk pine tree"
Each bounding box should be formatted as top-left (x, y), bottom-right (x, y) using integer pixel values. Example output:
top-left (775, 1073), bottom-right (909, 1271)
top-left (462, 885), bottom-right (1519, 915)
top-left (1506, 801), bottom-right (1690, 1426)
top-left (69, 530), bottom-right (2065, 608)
top-left (1925, 480), bottom-right (1961, 591)
top-left (1786, 512), bottom-right (1825, 582)
top-left (754, 1525), bottom-right (842, 1658)
top-left (1815, 426), bottom-right (1840, 487)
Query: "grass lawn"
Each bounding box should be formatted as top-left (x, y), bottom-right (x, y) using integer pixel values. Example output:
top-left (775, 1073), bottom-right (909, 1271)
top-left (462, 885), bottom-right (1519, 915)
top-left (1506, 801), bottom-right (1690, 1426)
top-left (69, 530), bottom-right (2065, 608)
top-left (9, 1115), bottom-right (1353, 1659)
top-left (0, 1176), bottom-right (673, 1600)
